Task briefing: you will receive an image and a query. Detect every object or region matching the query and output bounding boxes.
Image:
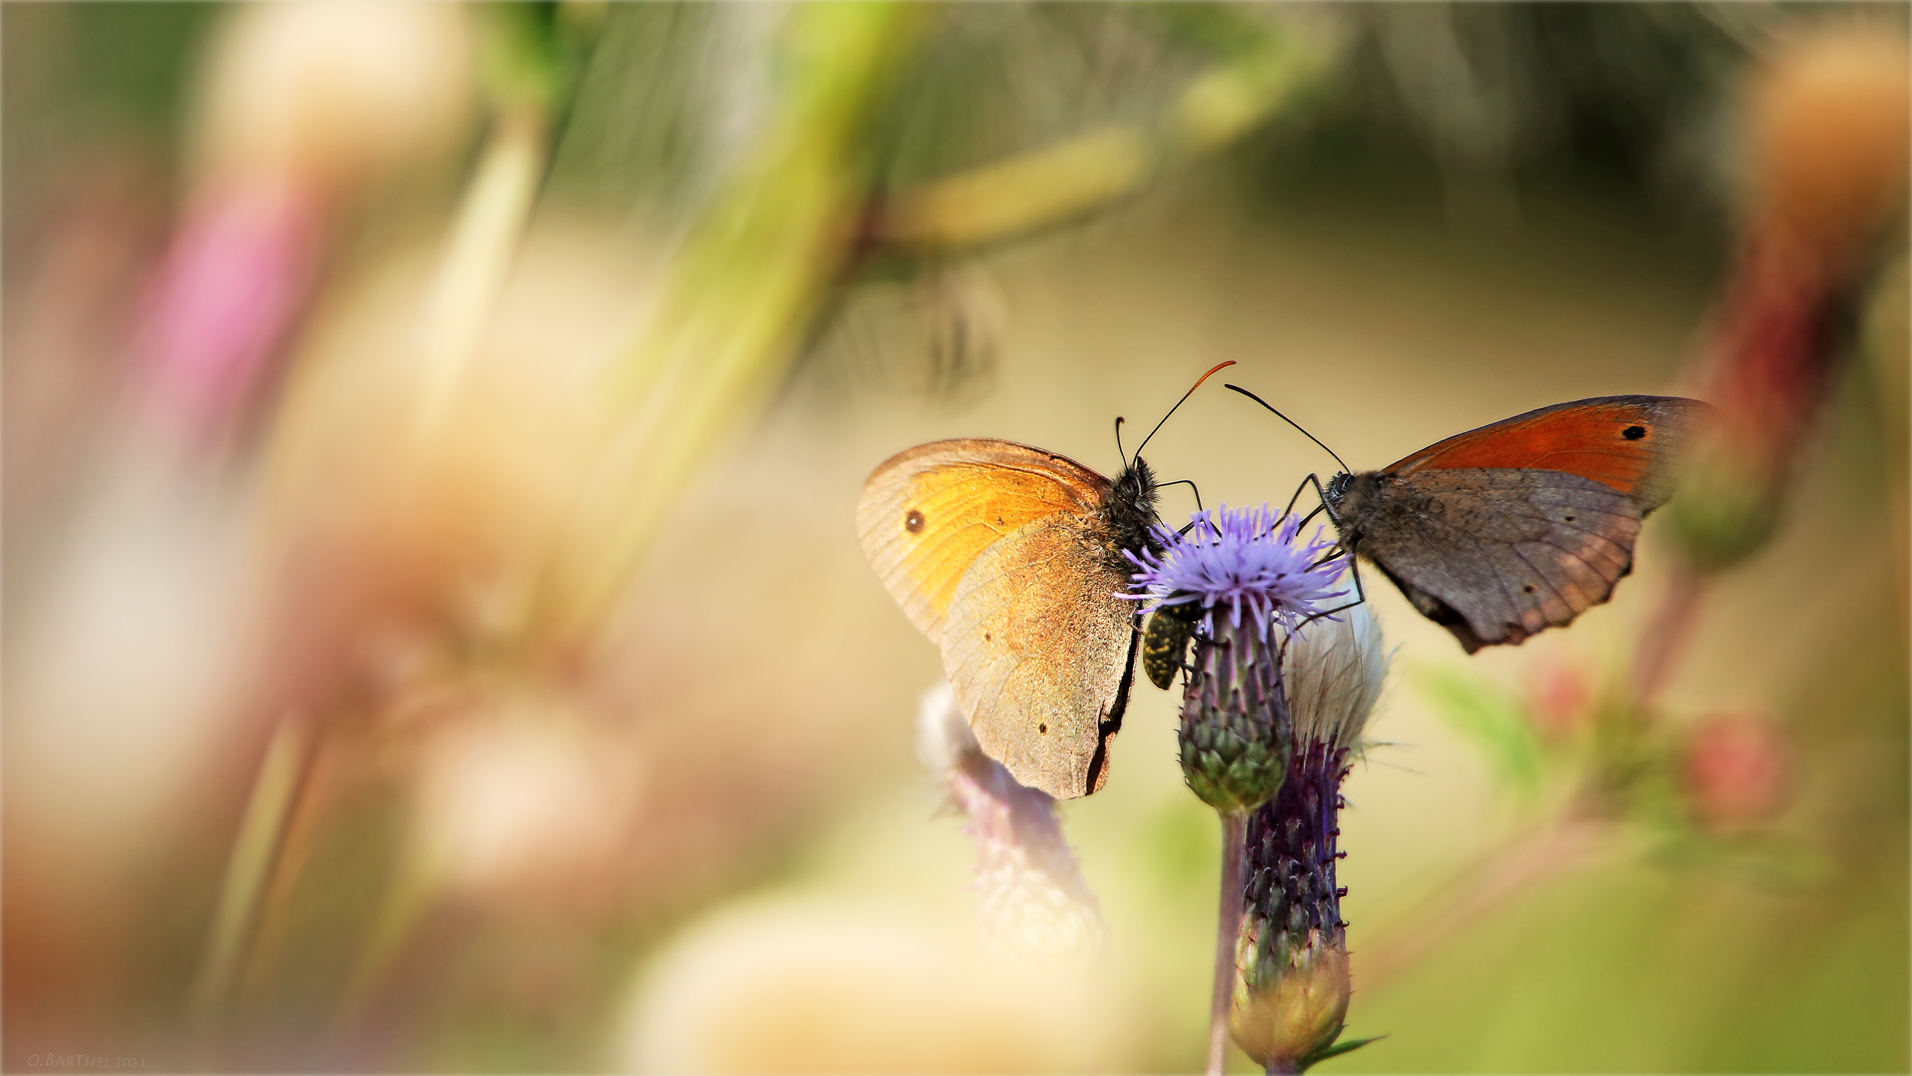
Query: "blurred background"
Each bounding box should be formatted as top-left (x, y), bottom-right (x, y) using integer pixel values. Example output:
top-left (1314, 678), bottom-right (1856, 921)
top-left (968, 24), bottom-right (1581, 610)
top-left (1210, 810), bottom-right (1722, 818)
top-left (3, 3), bottom-right (1906, 1072)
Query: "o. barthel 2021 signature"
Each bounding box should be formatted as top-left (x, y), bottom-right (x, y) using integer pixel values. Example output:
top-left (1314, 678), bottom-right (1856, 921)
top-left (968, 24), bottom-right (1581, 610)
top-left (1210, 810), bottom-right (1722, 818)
top-left (26, 1055), bottom-right (146, 1069)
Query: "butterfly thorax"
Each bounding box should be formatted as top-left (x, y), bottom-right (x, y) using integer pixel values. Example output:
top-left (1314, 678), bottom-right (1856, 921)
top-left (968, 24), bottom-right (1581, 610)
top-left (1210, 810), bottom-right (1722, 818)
top-left (1103, 456), bottom-right (1163, 570)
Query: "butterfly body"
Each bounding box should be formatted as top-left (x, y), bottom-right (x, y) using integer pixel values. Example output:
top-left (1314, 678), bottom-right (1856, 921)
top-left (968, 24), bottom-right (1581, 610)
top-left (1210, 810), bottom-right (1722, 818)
top-left (858, 438), bottom-right (1161, 799)
top-left (1320, 394), bottom-right (1710, 652)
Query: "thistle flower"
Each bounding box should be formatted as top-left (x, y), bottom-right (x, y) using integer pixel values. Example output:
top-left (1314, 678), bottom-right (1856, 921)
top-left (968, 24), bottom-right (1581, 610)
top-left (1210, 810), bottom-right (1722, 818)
top-left (1128, 505), bottom-right (1367, 1075)
top-left (1125, 506), bottom-right (1347, 814)
top-left (917, 683), bottom-right (1104, 964)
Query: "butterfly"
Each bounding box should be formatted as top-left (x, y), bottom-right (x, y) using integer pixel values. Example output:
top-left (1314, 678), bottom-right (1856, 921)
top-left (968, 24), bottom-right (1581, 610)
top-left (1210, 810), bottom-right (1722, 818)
top-left (857, 364), bottom-right (1232, 799)
top-left (1237, 391), bottom-right (1713, 653)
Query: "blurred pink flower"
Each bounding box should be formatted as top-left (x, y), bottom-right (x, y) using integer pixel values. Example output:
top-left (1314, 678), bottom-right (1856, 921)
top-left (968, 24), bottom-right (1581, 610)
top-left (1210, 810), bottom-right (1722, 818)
top-left (917, 683), bottom-right (1104, 962)
top-left (1669, 26), bottom-right (1909, 571)
top-left (1681, 712), bottom-right (1790, 833)
top-left (128, 1), bottom-right (476, 443)
top-left (134, 180), bottom-right (321, 440)
top-left (1527, 659), bottom-right (1591, 742)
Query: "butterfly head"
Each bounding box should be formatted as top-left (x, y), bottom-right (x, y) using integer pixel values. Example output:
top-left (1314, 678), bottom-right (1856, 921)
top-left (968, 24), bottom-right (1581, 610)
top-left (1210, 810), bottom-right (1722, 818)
top-left (1321, 470), bottom-right (1387, 546)
top-left (1324, 471), bottom-right (1355, 507)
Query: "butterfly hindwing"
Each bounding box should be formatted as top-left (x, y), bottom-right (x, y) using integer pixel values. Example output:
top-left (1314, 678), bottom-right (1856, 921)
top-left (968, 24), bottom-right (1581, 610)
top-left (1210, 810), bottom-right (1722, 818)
top-left (1358, 468), bottom-right (1641, 652)
top-left (941, 515), bottom-right (1136, 797)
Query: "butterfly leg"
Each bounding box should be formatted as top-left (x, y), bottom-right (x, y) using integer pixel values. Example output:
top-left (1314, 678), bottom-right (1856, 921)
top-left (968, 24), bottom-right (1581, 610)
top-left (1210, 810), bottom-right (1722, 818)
top-left (1279, 473), bottom-right (1318, 521)
top-left (1291, 548), bottom-right (1367, 634)
top-left (1157, 478), bottom-right (1206, 524)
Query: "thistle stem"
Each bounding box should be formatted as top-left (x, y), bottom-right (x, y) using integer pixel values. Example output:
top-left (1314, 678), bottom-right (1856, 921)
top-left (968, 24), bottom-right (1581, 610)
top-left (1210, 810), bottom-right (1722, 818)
top-left (1208, 810), bottom-right (1248, 1076)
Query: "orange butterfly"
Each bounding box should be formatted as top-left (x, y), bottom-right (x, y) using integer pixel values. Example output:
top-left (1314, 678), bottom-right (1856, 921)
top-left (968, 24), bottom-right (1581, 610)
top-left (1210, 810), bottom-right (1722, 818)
top-left (858, 364), bottom-right (1232, 798)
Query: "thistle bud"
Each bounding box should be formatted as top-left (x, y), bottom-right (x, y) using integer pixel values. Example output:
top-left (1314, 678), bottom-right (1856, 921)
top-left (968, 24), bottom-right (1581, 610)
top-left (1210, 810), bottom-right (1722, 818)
top-left (1233, 742), bottom-right (1354, 1070)
top-left (1233, 604), bottom-right (1388, 1073)
top-left (1668, 26), bottom-right (1909, 571)
top-left (1180, 617), bottom-right (1293, 815)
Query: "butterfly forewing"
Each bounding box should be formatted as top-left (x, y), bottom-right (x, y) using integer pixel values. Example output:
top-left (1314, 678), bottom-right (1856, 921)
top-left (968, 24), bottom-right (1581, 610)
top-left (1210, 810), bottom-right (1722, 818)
top-left (1384, 395), bottom-right (1711, 513)
top-left (857, 438), bottom-right (1141, 799)
top-left (857, 440), bottom-right (1109, 645)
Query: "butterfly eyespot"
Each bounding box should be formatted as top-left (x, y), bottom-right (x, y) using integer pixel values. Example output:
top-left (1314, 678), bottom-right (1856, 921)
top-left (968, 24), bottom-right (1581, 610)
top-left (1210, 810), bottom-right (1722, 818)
top-left (984, 632), bottom-right (992, 642)
top-left (1038, 723), bottom-right (1048, 734)
top-left (1622, 425), bottom-right (1647, 440)
top-left (1522, 584), bottom-right (1537, 593)
top-left (904, 508), bottom-right (925, 533)
top-left (1564, 514), bottom-right (1576, 522)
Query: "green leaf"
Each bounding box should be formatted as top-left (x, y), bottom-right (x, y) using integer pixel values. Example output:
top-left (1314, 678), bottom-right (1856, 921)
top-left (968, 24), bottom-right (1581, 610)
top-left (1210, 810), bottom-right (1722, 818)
top-left (1300, 1032), bottom-right (1386, 1072)
top-left (1417, 664), bottom-right (1545, 797)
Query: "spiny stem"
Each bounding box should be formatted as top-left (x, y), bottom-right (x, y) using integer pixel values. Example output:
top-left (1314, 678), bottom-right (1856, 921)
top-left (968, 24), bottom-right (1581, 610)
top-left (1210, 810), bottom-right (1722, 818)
top-left (1208, 810), bottom-right (1248, 1076)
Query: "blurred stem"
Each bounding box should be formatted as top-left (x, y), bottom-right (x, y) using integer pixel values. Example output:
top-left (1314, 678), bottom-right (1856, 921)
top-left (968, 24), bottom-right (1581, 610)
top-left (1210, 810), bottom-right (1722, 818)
top-left (235, 734), bottom-right (332, 1000)
top-left (412, 0), bottom-right (604, 449)
top-left (188, 714), bottom-right (316, 1041)
top-left (1351, 809), bottom-right (1617, 992)
top-left (333, 851), bottom-right (446, 1032)
top-left (1210, 810), bottom-right (1248, 1076)
top-left (872, 17), bottom-right (1347, 256)
top-left (1631, 564), bottom-right (1706, 709)
top-left (531, 2), bottom-right (928, 652)
top-left (411, 104), bottom-right (551, 449)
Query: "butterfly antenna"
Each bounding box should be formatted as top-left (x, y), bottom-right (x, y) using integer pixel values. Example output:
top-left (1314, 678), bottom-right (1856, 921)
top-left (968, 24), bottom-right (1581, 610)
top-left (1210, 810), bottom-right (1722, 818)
top-left (1225, 383), bottom-right (1350, 472)
top-left (1134, 360), bottom-right (1236, 460)
top-left (1114, 416), bottom-right (1129, 469)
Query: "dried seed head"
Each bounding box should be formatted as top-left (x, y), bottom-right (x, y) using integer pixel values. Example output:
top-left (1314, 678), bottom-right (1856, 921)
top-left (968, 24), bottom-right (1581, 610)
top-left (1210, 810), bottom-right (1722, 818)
top-left (917, 684), bottom-right (1104, 964)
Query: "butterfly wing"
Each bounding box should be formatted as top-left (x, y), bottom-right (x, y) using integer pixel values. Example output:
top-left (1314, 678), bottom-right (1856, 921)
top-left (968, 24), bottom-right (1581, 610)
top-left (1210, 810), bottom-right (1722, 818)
top-left (1357, 469), bottom-right (1642, 652)
top-left (1382, 395), bottom-right (1711, 512)
top-left (940, 516), bottom-right (1138, 797)
top-left (857, 439), bottom-right (1137, 798)
top-left (858, 439), bottom-right (1110, 645)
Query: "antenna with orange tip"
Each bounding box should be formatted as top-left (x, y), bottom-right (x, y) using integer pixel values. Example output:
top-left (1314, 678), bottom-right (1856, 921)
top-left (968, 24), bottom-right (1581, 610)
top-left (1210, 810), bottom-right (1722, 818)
top-left (1134, 360), bottom-right (1236, 459)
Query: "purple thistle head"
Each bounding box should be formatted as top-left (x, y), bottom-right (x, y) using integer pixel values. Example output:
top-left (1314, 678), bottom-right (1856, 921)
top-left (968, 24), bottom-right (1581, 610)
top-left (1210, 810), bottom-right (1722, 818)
top-left (1123, 504), bottom-right (1348, 640)
top-left (1131, 508), bottom-right (1387, 1072)
top-left (1125, 504), bottom-right (1349, 815)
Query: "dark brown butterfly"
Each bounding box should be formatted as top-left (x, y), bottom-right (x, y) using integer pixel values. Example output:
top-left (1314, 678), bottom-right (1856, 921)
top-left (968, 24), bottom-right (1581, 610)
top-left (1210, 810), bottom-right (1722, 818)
top-left (1240, 391), bottom-right (1712, 653)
